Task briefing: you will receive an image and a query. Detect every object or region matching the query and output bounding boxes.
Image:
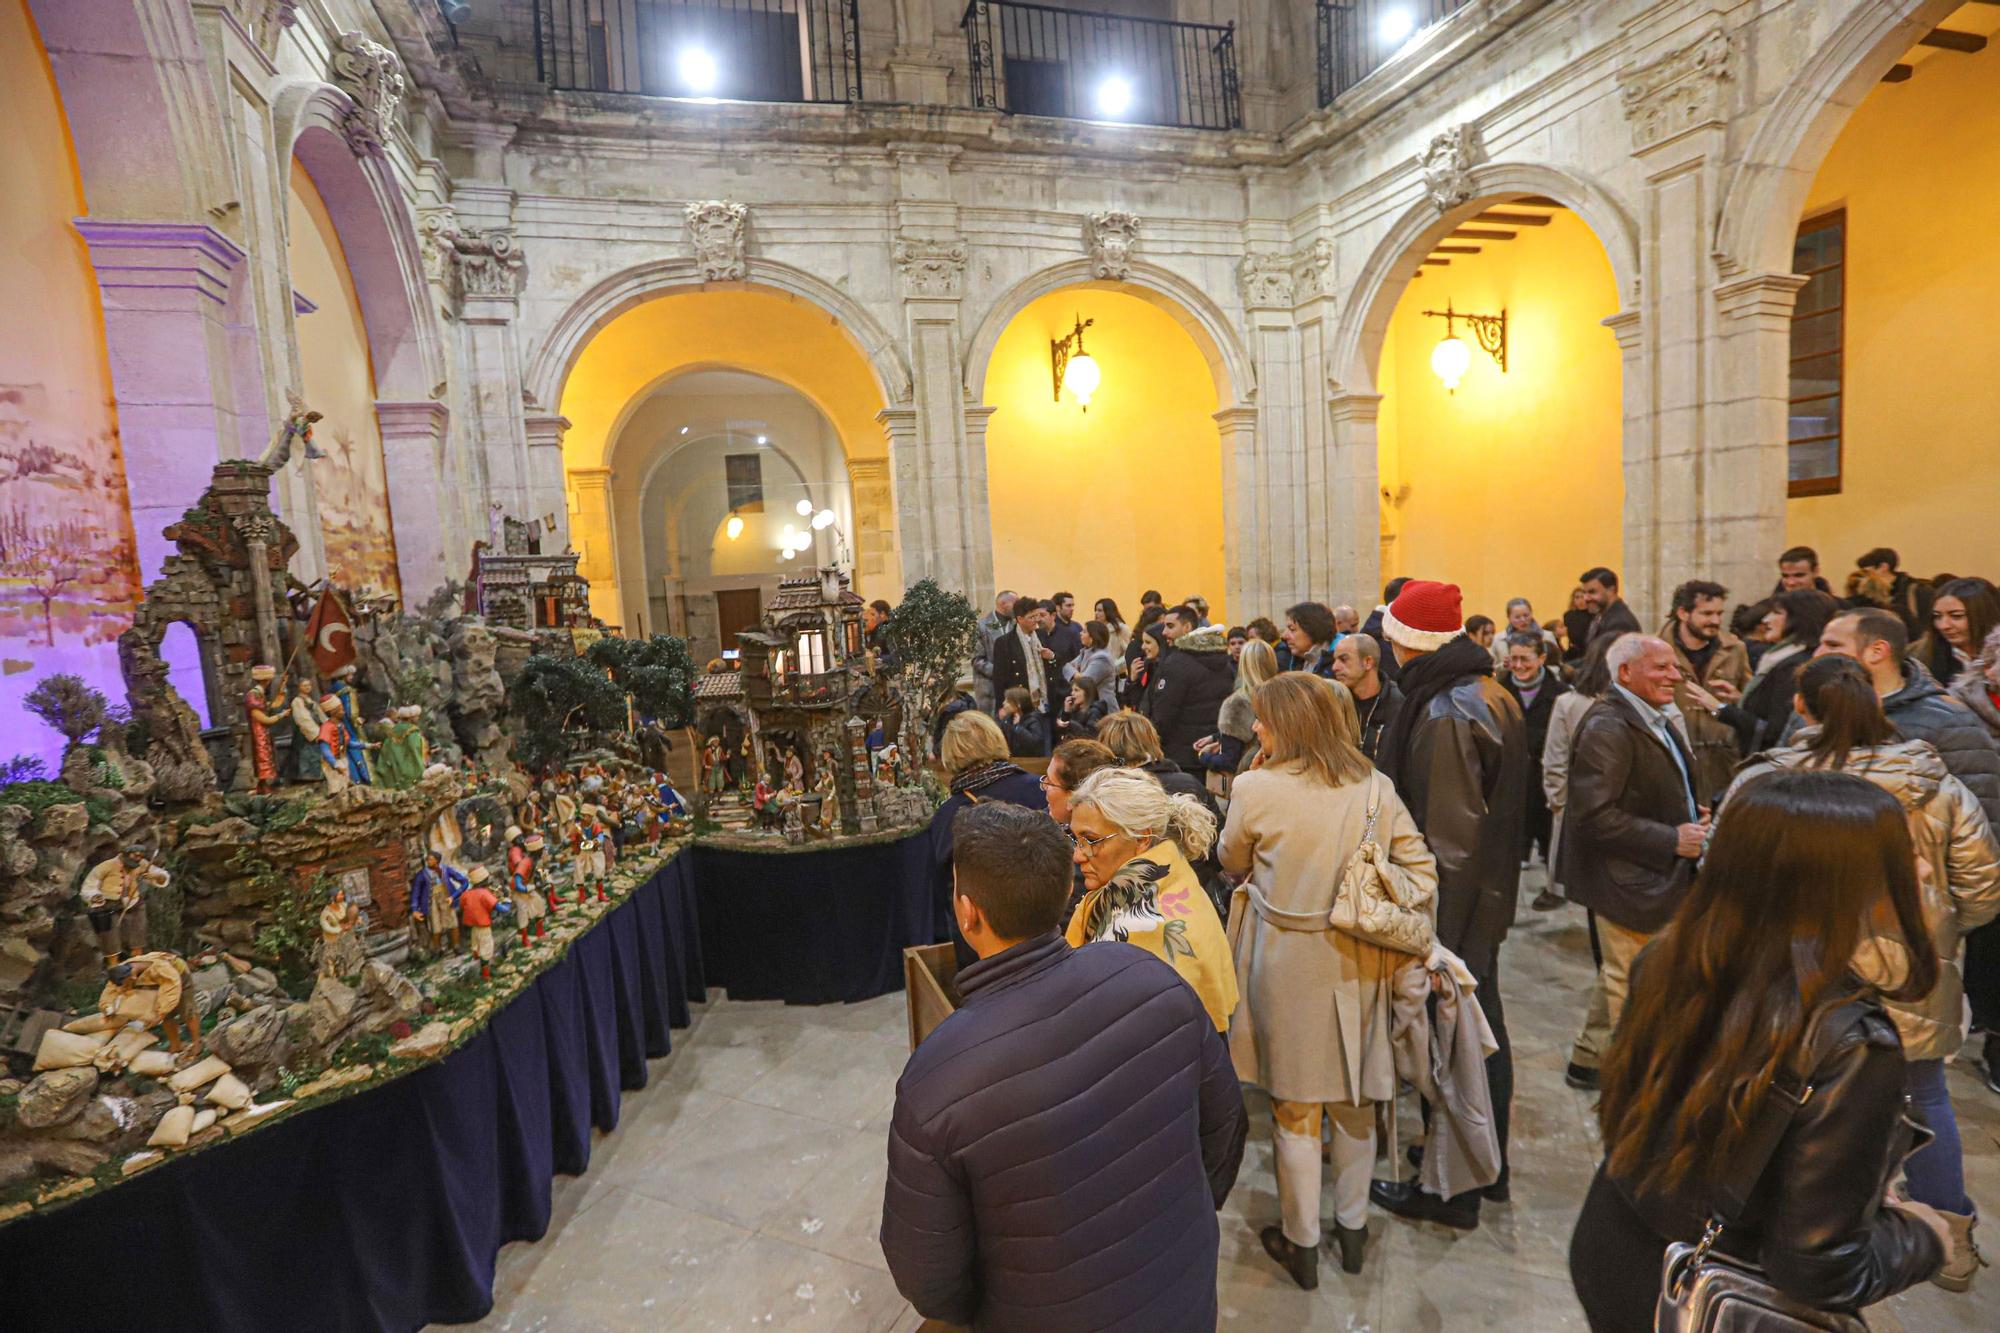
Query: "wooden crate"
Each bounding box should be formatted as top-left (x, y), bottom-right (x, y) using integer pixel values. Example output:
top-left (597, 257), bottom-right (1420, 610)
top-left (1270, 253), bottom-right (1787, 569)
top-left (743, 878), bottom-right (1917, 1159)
top-left (903, 943), bottom-right (961, 1051)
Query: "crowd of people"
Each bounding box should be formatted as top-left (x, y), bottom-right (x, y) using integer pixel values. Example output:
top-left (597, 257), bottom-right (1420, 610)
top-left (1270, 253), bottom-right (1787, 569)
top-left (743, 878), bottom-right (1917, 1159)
top-left (877, 545), bottom-right (2000, 1332)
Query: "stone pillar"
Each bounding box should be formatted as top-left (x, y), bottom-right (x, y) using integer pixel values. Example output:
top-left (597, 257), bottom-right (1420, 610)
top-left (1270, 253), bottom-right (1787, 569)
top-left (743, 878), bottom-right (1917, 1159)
top-left (568, 466), bottom-right (619, 624)
top-left (1603, 309), bottom-right (1655, 617)
top-left (75, 219), bottom-right (246, 580)
top-left (1212, 406), bottom-right (1263, 620)
top-left (461, 290), bottom-right (531, 530)
top-left (523, 413), bottom-right (573, 551)
top-left (1326, 390), bottom-right (1384, 612)
top-left (1709, 273), bottom-right (1808, 605)
top-left (374, 400), bottom-right (452, 601)
top-left (845, 455), bottom-right (899, 596)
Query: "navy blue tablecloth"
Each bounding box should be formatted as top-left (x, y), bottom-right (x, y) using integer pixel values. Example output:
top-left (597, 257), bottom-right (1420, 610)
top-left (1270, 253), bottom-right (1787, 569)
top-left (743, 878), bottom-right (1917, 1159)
top-left (689, 830), bottom-right (941, 1005)
top-left (0, 858), bottom-right (706, 1333)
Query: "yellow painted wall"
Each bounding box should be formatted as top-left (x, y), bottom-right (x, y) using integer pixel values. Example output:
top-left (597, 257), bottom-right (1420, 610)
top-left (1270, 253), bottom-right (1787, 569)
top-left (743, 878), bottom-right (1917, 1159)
top-left (1376, 209), bottom-right (1623, 625)
top-left (983, 288), bottom-right (1226, 618)
top-left (1787, 39), bottom-right (1999, 577)
top-left (0, 0), bottom-right (143, 762)
top-left (287, 161), bottom-right (400, 598)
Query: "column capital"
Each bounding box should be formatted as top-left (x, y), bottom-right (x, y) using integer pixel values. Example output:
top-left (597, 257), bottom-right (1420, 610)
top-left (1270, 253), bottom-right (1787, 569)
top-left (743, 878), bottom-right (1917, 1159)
top-left (1601, 307), bottom-right (1645, 349)
top-left (524, 413), bottom-right (572, 448)
top-left (374, 399), bottom-right (450, 436)
top-left (1712, 272), bottom-right (1808, 323)
top-left (846, 456), bottom-right (891, 482)
top-left (74, 219), bottom-right (245, 306)
top-left (875, 405), bottom-right (920, 434)
top-left (1326, 390), bottom-right (1384, 425)
top-left (567, 465), bottom-right (612, 489)
top-left (1212, 405), bottom-right (1260, 433)
top-left (1618, 24), bottom-right (1733, 158)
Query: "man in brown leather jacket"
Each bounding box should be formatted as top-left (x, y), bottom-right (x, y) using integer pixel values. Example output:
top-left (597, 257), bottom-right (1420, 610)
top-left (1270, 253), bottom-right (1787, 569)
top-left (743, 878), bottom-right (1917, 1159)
top-left (1368, 580), bottom-right (1527, 1232)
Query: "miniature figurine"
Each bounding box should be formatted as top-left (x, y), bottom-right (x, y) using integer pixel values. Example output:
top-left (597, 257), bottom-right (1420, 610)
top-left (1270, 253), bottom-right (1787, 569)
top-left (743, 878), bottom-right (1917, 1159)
top-left (374, 704), bottom-right (428, 790)
top-left (288, 676), bottom-right (325, 782)
top-left (575, 814), bottom-right (612, 903)
top-left (80, 846), bottom-right (171, 967)
top-left (783, 747), bottom-right (805, 793)
top-left (244, 664), bottom-right (287, 793)
top-left (317, 694), bottom-right (354, 795)
top-left (512, 833), bottom-right (548, 943)
top-left (737, 735), bottom-right (755, 793)
top-left (319, 885), bottom-right (365, 979)
top-left (459, 865), bottom-right (498, 979)
top-left (409, 851), bottom-right (467, 956)
top-left (659, 776), bottom-right (689, 821)
top-left (505, 823), bottom-right (529, 885)
top-left (329, 665), bottom-right (372, 783)
top-left (814, 754), bottom-right (838, 831)
top-left (99, 951), bottom-right (201, 1055)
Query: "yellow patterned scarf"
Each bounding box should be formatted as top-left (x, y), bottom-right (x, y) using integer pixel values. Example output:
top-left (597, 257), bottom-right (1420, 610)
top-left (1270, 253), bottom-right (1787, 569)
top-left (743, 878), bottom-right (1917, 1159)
top-left (1066, 841), bottom-right (1238, 1031)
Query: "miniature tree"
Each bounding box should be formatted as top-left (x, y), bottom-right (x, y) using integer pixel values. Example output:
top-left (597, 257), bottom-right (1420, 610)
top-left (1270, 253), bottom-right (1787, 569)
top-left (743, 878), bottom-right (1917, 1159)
top-left (885, 579), bottom-right (978, 759)
top-left (0, 507), bottom-right (90, 646)
top-left (24, 673), bottom-right (107, 756)
top-left (587, 634), bottom-right (697, 729)
top-left (506, 651), bottom-right (627, 773)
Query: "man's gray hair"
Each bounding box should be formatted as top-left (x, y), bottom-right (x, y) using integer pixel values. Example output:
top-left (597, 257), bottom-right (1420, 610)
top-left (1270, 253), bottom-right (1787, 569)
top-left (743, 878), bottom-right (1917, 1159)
top-left (1605, 632), bottom-right (1663, 677)
top-left (1345, 632), bottom-right (1381, 665)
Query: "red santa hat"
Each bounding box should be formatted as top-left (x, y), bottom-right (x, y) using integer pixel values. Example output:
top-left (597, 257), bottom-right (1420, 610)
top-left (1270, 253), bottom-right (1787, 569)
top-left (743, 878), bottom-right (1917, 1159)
top-left (1381, 580), bottom-right (1465, 652)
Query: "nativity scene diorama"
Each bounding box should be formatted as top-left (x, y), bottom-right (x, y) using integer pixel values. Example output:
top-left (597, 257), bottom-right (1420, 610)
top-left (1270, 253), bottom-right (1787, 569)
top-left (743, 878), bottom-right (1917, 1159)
top-left (0, 392), bottom-right (978, 1223)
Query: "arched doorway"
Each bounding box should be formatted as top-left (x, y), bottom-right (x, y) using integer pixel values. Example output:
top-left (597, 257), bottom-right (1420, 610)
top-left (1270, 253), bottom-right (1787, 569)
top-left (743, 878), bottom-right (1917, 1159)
top-left (1778, 3), bottom-right (2000, 580)
top-left (0, 0), bottom-right (145, 767)
top-left (974, 282), bottom-right (1232, 619)
top-left (1369, 197), bottom-right (1625, 627)
top-left (553, 285), bottom-right (896, 629)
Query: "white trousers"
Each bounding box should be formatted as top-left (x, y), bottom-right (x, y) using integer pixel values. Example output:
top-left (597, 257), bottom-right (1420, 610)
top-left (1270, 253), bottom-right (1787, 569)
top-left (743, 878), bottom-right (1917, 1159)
top-left (1271, 1098), bottom-right (1375, 1246)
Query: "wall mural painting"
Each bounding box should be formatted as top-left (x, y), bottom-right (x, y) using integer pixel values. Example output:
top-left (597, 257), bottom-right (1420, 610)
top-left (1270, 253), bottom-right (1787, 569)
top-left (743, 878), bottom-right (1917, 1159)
top-left (309, 416), bottom-right (401, 602)
top-left (0, 383), bottom-right (144, 770)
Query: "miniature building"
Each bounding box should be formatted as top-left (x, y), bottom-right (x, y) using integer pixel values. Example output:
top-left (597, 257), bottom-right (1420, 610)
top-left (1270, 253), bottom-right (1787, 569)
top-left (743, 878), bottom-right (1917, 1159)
top-left (473, 549), bottom-right (593, 632)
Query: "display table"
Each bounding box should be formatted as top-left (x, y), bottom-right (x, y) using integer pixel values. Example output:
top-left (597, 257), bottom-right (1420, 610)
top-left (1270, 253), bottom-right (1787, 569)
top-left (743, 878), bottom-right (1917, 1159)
top-left (688, 828), bottom-right (943, 1005)
top-left (0, 859), bottom-right (705, 1333)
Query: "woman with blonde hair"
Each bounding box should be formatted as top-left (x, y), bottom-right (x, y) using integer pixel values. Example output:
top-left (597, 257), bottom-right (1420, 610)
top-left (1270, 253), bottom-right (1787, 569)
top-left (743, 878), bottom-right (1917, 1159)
top-left (1195, 637), bottom-right (1279, 792)
top-left (929, 711), bottom-right (1047, 960)
top-left (1218, 672), bottom-right (1438, 1287)
top-left (1064, 768), bottom-right (1237, 1034)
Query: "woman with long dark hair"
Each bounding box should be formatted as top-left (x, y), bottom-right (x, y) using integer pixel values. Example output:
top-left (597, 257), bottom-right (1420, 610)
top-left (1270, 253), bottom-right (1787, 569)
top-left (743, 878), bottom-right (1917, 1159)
top-left (1568, 769), bottom-right (1948, 1329)
top-left (1724, 655), bottom-right (2000, 1289)
top-left (1919, 576), bottom-right (2000, 688)
top-left (1120, 604), bottom-right (1166, 708)
top-left (1704, 587), bottom-right (1840, 754)
top-left (1094, 597), bottom-right (1129, 661)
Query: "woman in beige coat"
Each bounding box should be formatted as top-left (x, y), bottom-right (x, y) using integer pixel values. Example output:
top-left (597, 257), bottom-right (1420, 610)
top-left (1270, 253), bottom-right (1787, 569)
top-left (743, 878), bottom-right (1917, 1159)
top-left (1217, 673), bottom-right (1438, 1287)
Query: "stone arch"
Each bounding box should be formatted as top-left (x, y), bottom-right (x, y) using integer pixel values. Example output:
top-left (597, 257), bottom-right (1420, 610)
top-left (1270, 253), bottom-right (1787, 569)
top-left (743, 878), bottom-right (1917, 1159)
top-left (271, 80), bottom-right (445, 400)
top-left (1714, 0), bottom-right (1959, 279)
top-left (1332, 161), bottom-right (1640, 395)
top-left (596, 361), bottom-right (859, 475)
top-left (962, 259), bottom-right (1254, 407)
top-left (523, 259), bottom-right (914, 419)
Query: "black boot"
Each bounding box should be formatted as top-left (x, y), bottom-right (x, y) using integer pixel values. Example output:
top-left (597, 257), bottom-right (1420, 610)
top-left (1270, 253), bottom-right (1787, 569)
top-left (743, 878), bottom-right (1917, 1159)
top-left (1259, 1225), bottom-right (1318, 1290)
top-left (1369, 1178), bottom-right (1480, 1231)
top-left (1564, 1062), bottom-right (1601, 1092)
top-left (1332, 1222), bottom-right (1367, 1274)
top-left (1984, 1032), bottom-right (2000, 1095)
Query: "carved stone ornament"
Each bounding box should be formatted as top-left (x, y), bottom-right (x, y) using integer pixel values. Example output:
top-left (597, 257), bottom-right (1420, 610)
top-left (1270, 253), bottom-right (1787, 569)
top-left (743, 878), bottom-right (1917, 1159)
top-left (1417, 123), bottom-right (1483, 213)
top-left (417, 206), bottom-right (525, 302)
top-left (892, 236), bottom-right (968, 300)
top-left (1619, 28), bottom-right (1733, 152)
top-left (685, 200), bottom-right (749, 282)
top-left (1292, 238), bottom-right (1337, 301)
top-left (1085, 210), bottom-right (1139, 282)
top-left (1237, 253), bottom-right (1295, 310)
top-left (330, 32), bottom-right (406, 150)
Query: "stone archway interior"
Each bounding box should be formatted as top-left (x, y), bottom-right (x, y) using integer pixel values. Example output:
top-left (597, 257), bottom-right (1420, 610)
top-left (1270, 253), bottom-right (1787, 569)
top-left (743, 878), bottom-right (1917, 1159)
top-left (1375, 203), bottom-right (1623, 625)
top-left (981, 285), bottom-right (1227, 618)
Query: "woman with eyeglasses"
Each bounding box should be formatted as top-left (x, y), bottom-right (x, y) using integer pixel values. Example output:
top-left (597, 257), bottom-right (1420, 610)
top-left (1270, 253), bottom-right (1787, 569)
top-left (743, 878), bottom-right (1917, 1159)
top-left (1064, 767), bottom-right (1238, 1034)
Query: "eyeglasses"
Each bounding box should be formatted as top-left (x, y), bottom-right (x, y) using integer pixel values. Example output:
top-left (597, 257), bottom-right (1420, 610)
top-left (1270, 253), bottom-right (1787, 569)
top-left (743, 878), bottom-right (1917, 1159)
top-left (1038, 773), bottom-right (1069, 793)
top-left (1065, 826), bottom-right (1120, 852)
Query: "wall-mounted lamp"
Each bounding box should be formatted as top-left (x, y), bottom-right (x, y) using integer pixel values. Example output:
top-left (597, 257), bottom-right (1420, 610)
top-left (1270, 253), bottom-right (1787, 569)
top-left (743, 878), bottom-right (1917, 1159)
top-left (1422, 301), bottom-right (1507, 393)
top-left (1051, 315), bottom-right (1101, 411)
top-left (725, 513), bottom-right (745, 541)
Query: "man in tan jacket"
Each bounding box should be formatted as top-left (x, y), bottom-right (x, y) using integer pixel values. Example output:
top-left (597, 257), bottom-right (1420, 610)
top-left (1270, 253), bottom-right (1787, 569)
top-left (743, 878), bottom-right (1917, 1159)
top-left (1661, 579), bottom-right (1750, 806)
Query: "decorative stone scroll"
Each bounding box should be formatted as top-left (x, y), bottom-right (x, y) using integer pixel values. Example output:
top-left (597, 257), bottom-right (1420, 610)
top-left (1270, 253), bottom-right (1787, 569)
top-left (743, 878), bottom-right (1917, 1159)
top-left (686, 200), bottom-right (749, 281)
top-left (1085, 210), bottom-right (1139, 282)
top-left (330, 32), bottom-right (406, 152)
top-left (892, 236), bottom-right (969, 300)
top-left (1235, 238), bottom-right (1338, 313)
top-left (1619, 27), bottom-right (1733, 152)
top-left (1417, 123), bottom-right (1483, 213)
top-left (418, 207), bottom-right (525, 303)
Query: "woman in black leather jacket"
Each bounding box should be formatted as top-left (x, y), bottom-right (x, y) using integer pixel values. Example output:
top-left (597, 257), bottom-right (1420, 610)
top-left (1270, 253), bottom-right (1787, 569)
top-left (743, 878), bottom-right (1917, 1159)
top-left (1568, 769), bottom-right (1947, 1331)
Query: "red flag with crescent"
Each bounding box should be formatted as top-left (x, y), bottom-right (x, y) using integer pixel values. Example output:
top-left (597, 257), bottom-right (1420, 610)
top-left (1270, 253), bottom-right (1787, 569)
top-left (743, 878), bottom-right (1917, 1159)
top-left (304, 587), bottom-right (356, 677)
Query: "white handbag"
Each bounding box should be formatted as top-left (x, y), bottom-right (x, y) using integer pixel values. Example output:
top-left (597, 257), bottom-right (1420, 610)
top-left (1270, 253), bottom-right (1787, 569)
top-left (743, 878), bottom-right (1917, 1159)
top-left (1327, 789), bottom-right (1434, 955)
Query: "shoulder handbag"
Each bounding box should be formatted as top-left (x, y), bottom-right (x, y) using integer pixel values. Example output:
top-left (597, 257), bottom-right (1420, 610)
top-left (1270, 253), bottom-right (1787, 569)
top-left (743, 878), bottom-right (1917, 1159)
top-left (1654, 1009), bottom-right (1885, 1333)
top-left (1327, 782), bottom-right (1434, 956)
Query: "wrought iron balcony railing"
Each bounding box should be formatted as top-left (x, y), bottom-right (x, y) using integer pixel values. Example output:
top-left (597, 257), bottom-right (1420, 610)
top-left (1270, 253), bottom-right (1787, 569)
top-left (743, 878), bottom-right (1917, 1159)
top-left (1317, 0), bottom-right (1468, 107)
top-left (534, 0), bottom-right (865, 104)
top-left (962, 0), bottom-right (1241, 131)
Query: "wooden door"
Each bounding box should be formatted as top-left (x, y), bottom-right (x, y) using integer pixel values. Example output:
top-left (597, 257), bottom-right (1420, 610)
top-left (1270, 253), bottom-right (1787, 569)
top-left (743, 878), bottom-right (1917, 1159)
top-left (714, 588), bottom-right (762, 656)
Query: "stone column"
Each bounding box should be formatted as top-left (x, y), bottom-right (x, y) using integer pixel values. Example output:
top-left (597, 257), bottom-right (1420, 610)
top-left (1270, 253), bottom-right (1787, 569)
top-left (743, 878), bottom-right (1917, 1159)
top-left (1603, 309), bottom-right (1655, 616)
top-left (374, 400), bottom-right (452, 601)
top-left (845, 455), bottom-right (899, 596)
top-left (1709, 273), bottom-right (1808, 604)
top-left (75, 219), bottom-right (246, 580)
top-left (1212, 406), bottom-right (1263, 620)
top-left (523, 413), bottom-right (573, 551)
top-left (461, 289), bottom-right (531, 530)
top-left (1326, 390), bottom-right (1383, 611)
top-left (568, 466), bottom-right (619, 624)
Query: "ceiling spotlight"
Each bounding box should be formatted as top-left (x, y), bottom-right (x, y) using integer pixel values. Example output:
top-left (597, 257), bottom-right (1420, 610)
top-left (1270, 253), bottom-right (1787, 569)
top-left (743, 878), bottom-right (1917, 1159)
top-left (811, 508), bottom-right (835, 531)
top-left (756, 434), bottom-right (768, 445)
top-left (678, 47), bottom-right (719, 95)
top-left (679, 426), bottom-right (689, 435)
top-left (1095, 75), bottom-right (1133, 119)
top-left (725, 513), bottom-right (744, 540)
top-left (1379, 8), bottom-right (1416, 45)
top-left (795, 498), bottom-right (813, 517)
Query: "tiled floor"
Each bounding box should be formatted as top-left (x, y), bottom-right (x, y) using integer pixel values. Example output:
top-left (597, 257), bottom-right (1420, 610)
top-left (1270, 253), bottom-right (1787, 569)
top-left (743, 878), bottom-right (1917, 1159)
top-left (451, 870), bottom-right (2000, 1331)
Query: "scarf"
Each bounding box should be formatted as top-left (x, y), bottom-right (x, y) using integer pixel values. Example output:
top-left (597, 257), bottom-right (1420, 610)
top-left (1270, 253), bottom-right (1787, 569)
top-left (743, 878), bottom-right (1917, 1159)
top-left (950, 759), bottom-right (1021, 800)
top-left (1066, 842), bottom-right (1238, 1031)
top-left (1377, 634), bottom-right (1494, 783)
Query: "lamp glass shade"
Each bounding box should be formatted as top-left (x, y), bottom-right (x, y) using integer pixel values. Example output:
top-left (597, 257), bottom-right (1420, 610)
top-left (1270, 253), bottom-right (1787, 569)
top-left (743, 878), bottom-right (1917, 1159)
top-left (795, 498), bottom-right (812, 516)
top-left (725, 514), bottom-right (744, 540)
top-left (811, 508), bottom-right (835, 530)
top-left (1065, 351), bottom-right (1102, 406)
top-left (1431, 335), bottom-right (1471, 391)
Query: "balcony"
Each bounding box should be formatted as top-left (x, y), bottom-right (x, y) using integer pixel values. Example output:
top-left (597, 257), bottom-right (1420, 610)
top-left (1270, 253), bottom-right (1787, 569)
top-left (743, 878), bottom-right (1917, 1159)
top-left (961, 1), bottom-right (1241, 132)
top-left (1317, 0), bottom-right (1468, 107)
top-left (533, 0), bottom-right (866, 104)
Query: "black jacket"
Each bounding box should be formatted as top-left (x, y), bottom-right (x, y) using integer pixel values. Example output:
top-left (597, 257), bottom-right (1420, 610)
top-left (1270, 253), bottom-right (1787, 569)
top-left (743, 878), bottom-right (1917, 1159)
top-left (1040, 619), bottom-right (1083, 690)
top-left (1383, 641), bottom-right (1527, 968)
top-left (1558, 693), bottom-right (1698, 934)
top-left (1502, 669), bottom-right (1570, 787)
top-left (1353, 679), bottom-right (1403, 765)
top-left (1144, 632), bottom-right (1236, 771)
top-left (881, 934), bottom-right (1248, 1333)
top-left (1589, 598), bottom-right (1642, 643)
top-left (989, 625), bottom-right (1043, 705)
top-left (998, 708), bottom-right (1050, 758)
top-left (1570, 997), bottom-right (1942, 1331)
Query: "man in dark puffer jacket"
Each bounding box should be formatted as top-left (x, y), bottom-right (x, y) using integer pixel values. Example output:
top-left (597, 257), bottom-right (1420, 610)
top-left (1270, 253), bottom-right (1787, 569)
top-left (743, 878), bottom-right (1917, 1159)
top-left (1144, 611), bottom-right (1236, 771)
top-left (881, 802), bottom-right (1246, 1332)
